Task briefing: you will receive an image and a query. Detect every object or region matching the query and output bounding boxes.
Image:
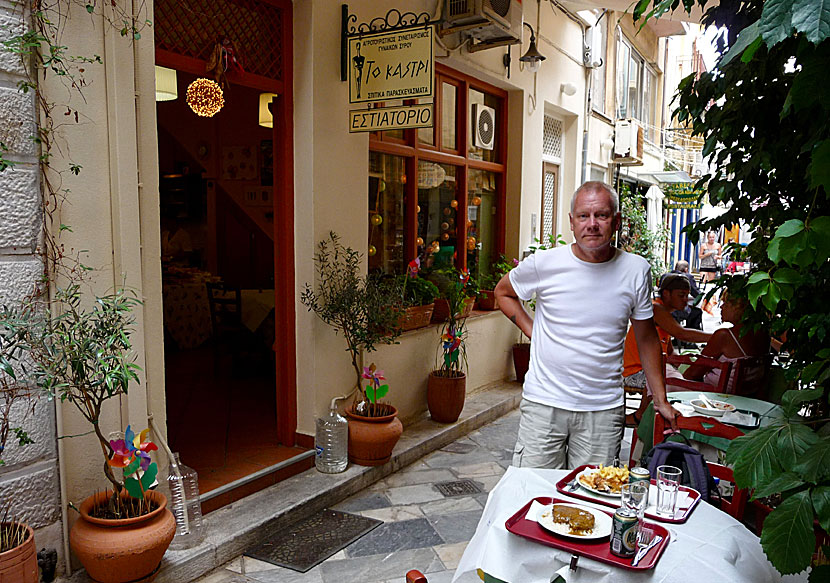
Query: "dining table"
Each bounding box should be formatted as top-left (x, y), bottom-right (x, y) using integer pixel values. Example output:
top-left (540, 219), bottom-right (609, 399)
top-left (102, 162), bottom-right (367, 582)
top-left (635, 391), bottom-right (784, 456)
top-left (453, 466), bottom-right (807, 583)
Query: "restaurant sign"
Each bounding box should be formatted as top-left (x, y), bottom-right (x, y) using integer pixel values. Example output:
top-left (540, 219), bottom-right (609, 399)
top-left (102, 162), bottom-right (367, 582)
top-left (664, 183), bottom-right (704, 209)
top-left (348, 27), bottom-right (434, 104)
top-left (349, 103), bottom-right (433, 133)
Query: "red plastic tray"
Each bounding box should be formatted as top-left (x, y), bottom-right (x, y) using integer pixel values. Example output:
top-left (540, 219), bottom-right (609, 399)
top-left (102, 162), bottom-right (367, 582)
top-left (505, 497), bottom-right (670, 571)
top-left (555, 465), bottom-right (701, 524)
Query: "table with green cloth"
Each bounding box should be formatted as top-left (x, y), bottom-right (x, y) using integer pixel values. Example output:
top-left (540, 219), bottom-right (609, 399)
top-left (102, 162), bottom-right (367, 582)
top-left (635, 391), bottom-right (784, 457)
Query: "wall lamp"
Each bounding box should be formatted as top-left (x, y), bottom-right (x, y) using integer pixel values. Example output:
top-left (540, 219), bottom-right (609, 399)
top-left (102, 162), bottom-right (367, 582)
top-left (561, 82), bottom-right (577, 96)
top-left (520, 22), bottom-right (546, 73)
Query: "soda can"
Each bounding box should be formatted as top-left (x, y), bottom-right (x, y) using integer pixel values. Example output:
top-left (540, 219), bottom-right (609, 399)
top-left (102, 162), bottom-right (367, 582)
top-left (610, 508), bottom-right (638, 558)
top-left (630, 466), bottom-right (650, 507)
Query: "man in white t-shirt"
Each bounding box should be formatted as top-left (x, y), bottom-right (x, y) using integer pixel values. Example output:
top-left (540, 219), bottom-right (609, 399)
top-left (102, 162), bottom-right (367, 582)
top-left (494, 181), bottom-right (678, 469)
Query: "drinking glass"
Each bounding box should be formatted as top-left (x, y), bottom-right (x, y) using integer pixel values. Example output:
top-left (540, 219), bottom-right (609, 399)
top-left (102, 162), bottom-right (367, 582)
top-left (656, 465), bottom-right (682, 518)
top-left (621, 482), bottom-right (650, 546)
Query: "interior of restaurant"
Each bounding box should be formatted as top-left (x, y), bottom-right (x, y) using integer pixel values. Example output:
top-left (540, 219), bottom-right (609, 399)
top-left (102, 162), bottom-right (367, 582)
top-left (156, 69), bottom-right (307, 511)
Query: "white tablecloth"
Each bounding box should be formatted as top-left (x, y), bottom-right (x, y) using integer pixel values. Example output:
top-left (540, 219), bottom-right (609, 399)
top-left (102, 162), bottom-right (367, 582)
top-left (453, 467), bottom-right (808, 583)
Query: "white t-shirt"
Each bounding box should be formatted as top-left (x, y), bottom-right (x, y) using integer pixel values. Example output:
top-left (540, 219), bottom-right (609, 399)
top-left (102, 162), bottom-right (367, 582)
top-left (509, 244), bottom-right (653, 411)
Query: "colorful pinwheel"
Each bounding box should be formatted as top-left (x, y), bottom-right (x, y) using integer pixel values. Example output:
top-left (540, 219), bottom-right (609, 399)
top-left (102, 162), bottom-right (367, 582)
top-left (407, 258), bottom-right (421, 278)
top-left (362, 363), bottom-right (389, 404)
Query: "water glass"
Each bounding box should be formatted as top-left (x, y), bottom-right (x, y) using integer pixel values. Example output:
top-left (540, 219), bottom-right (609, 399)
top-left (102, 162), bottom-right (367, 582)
top-left (656, 465), bottom-right (682, 518)
top-left (621, 482), bottom-right (649, 546)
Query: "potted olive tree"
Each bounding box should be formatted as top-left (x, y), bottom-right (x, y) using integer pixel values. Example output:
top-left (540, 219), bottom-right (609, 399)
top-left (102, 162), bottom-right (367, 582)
top-left (0, 305), bottom-right (39, 583)
top-left (26, 284), bottom-right (175, 583)
top-left (301, 232), bottom-right (407, 466)
top-left (427, 269), bottom-right (469, 423)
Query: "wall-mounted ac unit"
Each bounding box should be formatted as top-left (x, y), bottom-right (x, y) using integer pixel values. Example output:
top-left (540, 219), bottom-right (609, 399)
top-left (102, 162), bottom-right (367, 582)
top-left (473, 104), bottom-right (495, 150)
top-left (444, 0), bottom-right (523, 45)
top-left (613, 119), bottom-right (644, 165)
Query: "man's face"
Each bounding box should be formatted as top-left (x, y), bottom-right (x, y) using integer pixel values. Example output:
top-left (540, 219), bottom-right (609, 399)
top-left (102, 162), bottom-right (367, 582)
top-left (569, 189), bottom-right (621, 253)
top-left (665, 288), bottom-right (690, 311)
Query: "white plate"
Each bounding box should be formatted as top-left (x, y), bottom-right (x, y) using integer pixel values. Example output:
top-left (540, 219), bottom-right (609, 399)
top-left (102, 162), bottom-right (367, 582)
top-left (537, 503), bottom-right (613, 540)
top-left (576, 468), bottom-right (624, 498)
top-left (689, 398), bottom-right (736, 417)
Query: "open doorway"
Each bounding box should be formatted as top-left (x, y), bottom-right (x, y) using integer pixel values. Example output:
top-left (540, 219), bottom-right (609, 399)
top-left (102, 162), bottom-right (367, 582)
top-left (156, 72), bottom-right (306, 512)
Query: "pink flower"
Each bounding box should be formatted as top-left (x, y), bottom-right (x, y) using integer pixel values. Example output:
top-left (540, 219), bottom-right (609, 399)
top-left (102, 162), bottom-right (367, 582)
top-left (362, 363), bottom-right (385, 386)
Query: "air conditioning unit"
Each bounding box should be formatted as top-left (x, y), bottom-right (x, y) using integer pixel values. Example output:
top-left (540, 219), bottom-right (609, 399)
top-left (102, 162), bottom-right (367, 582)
top-left (473, 104), bottom-right (495, 150)
top-left (613, 119), bottom-right (644, 165)
top-left (444, 0), bottom-right (523, 44)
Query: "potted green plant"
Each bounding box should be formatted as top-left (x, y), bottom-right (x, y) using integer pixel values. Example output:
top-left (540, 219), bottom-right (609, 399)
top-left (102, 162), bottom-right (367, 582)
top-left (397, 259), bottom-right (440, 331)
top-left (427, 269), bottom-right (469, 423)
top-left (0, 305), bottom-right (39, 583)
top-left (476, 256), bottom-right (517, 311)
top-left (428, 266), bottom-right (476, 323)
top-left (301, 232), bottom-right (407, 465)
top-left (25, 284), bottom-right (175, 583)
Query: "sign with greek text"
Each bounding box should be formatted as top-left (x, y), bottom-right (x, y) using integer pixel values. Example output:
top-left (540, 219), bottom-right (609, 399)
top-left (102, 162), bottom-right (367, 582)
top-left (349, 104), bottom-right (433, 133)
top-left (348, 27), bottom-right (434, 104)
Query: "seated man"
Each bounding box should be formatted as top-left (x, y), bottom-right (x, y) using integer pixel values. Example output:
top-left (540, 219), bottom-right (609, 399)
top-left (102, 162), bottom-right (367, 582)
top-left (659, 260), bottom-right (703, 332)
top-left (623, 274), bottom-right (713, 426)
top-left (682, 291), bottom-right (771, 395)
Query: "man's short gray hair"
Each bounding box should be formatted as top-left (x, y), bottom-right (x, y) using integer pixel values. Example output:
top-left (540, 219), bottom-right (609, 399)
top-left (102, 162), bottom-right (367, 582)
top-left (675, 260), bottom-right (689, 272)
top-left (570, 181), bottom-right (620, 215)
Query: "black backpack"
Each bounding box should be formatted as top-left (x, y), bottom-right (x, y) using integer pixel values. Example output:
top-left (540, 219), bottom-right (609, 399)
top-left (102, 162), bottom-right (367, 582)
top-left (642, 436), bottom-right (720, 503)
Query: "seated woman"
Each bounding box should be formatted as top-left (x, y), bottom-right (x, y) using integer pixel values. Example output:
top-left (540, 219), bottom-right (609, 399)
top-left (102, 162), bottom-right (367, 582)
top-left (682, 292), bottom-right (770, 394)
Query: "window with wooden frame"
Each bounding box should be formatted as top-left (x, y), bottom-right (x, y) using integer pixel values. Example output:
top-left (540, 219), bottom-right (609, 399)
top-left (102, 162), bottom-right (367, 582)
top-left (367, 65), bottom-right (507, 283)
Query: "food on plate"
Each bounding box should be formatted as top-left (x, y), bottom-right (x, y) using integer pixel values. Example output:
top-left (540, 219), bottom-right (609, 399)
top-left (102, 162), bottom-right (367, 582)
top-left (551, 504), bottom-right (595, 535)
top-left (578, 465), bottom-right (629, 494)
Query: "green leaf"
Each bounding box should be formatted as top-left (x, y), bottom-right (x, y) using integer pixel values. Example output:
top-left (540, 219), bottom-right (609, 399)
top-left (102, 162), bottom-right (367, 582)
top-left (762, 281), bottom-right (782, 312)
top-left (812, 215), bottom-right (830, 236)
top-left (767, 237), bottom-right (782, 262)
top-left (124, 476), bottom-right (143, 499)
top-left (752, 471), bottom-right (804, 499)
top-left (810, 141), bottom-right (830, 193)
top-left (792, 438), bottom-right (830, 483)
top-left (812, 486), bottom-right (830, 533)
top-left (748, 271), bottom-right (771, 284)
top-left (85, 4), bottom-right (94, 14)
top-left (760, 491), bottom-right (816, 574)
top-left (792, 0), bottom-right (830, 44)
top-left (374, 384), bottom-right (389, 401)
top-left (747, 281), bottom-right (768, 310)
top-left (741, 36), bottom-right (764, 63)
top-left (777, 423), bottom-right (820, 471)
top-left (776, 219), bottom-right (805, 238)
top-left (810, 565), bottom-right (830, 583)
top-left (760, 0), bottom-right (794, 46)
top-left (720, 20), bottom-right (761, 67)
top-left (726, 427), bottom-right (782, 489)
top-left (772, 268), bottom-right (800, 284)
top-left (782, 387), bottom-right (825, 414)
top-left (140, 462), bottom-right (158, 490)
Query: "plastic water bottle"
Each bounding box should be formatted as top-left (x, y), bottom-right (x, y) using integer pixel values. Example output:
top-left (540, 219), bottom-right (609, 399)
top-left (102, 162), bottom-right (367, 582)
top-left (165, 453), bottom-right (205, 550)
top-left (315, 407), bottom-right (348, 473)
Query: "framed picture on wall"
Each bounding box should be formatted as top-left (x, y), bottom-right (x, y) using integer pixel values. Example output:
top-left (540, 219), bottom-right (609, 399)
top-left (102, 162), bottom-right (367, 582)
top-left (261, 140), bottom-right (273, 186)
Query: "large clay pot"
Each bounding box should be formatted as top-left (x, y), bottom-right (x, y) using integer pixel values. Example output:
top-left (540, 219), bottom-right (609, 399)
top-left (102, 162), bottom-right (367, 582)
top-left (427, 371), bottom-right (466, 423)
top-left (344, 405), bottom-right (403, 466)
top-left (431, 298), bottom-right (475, 323)
top-left (0, 523), bottom-right (38, 583)
top-left (399, 304), bottom-right (434, 331)
top-left (476, 290), bottom-right (499, 311)
top-left (70, 490), bottom-right (176, 583)
top-left (513, 343), bottom-right (530, 383)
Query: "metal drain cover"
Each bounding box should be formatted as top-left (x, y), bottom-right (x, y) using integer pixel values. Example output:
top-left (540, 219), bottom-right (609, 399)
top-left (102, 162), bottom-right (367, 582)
top-left (434, 479), bottom-right (483, 497)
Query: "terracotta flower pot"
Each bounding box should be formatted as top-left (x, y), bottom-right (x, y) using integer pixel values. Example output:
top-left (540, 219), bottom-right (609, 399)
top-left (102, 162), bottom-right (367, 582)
top-left (427, 371), bottom-right (466, 423)
top-left (399, 304), bottom-right (434, 331)
top-left (513, 343), bottom-right (530, 383)
top-left (476, 290), bottom-right (499, 311)
top-left (344, 405), bottom-right (403, 466)
top-left (70, 489), bottom-right (176, 583)
top-left (0, 523), bottom-right (38, 583)
top-left (430, 298), bottom-right (475, 323)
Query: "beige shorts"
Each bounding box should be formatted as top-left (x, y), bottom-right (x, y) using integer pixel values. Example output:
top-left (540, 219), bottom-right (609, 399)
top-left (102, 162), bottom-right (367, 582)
top-left (512, 398), bottom-right (625, 470)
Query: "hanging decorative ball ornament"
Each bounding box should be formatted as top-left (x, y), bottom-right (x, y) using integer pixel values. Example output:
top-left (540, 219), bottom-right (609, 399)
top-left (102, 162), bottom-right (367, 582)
top-left (443, 207), bottom-right (452, 216)
top-left (472, 196), bottom-right (482, 206)
top-left (450, 199), bottom-right (458, 208)
top-left (467, 219), bottom-right (473, 228)
top-left (416, 237), bottom-right (424, 246)
top-left (367, 245), bottom-right (377, 256)
top-left (467, 236), bottom-right (477, 250)
top-left (440, 222), bottom-right (449, 231)
top-left (441, 232), bottom-right (450, 241)
top-left (401, 175), bottom-right (407, 184)
top-left (448, 217), bottom-right (455, 226)
top-left (371, 214), bottom-right (383, 226)
top-left (379, 179), bottom-right (386, 192)
top-left (186, 78), bottom-right (225, 117)
top-left (416, 205), bottom-right (421, 213)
